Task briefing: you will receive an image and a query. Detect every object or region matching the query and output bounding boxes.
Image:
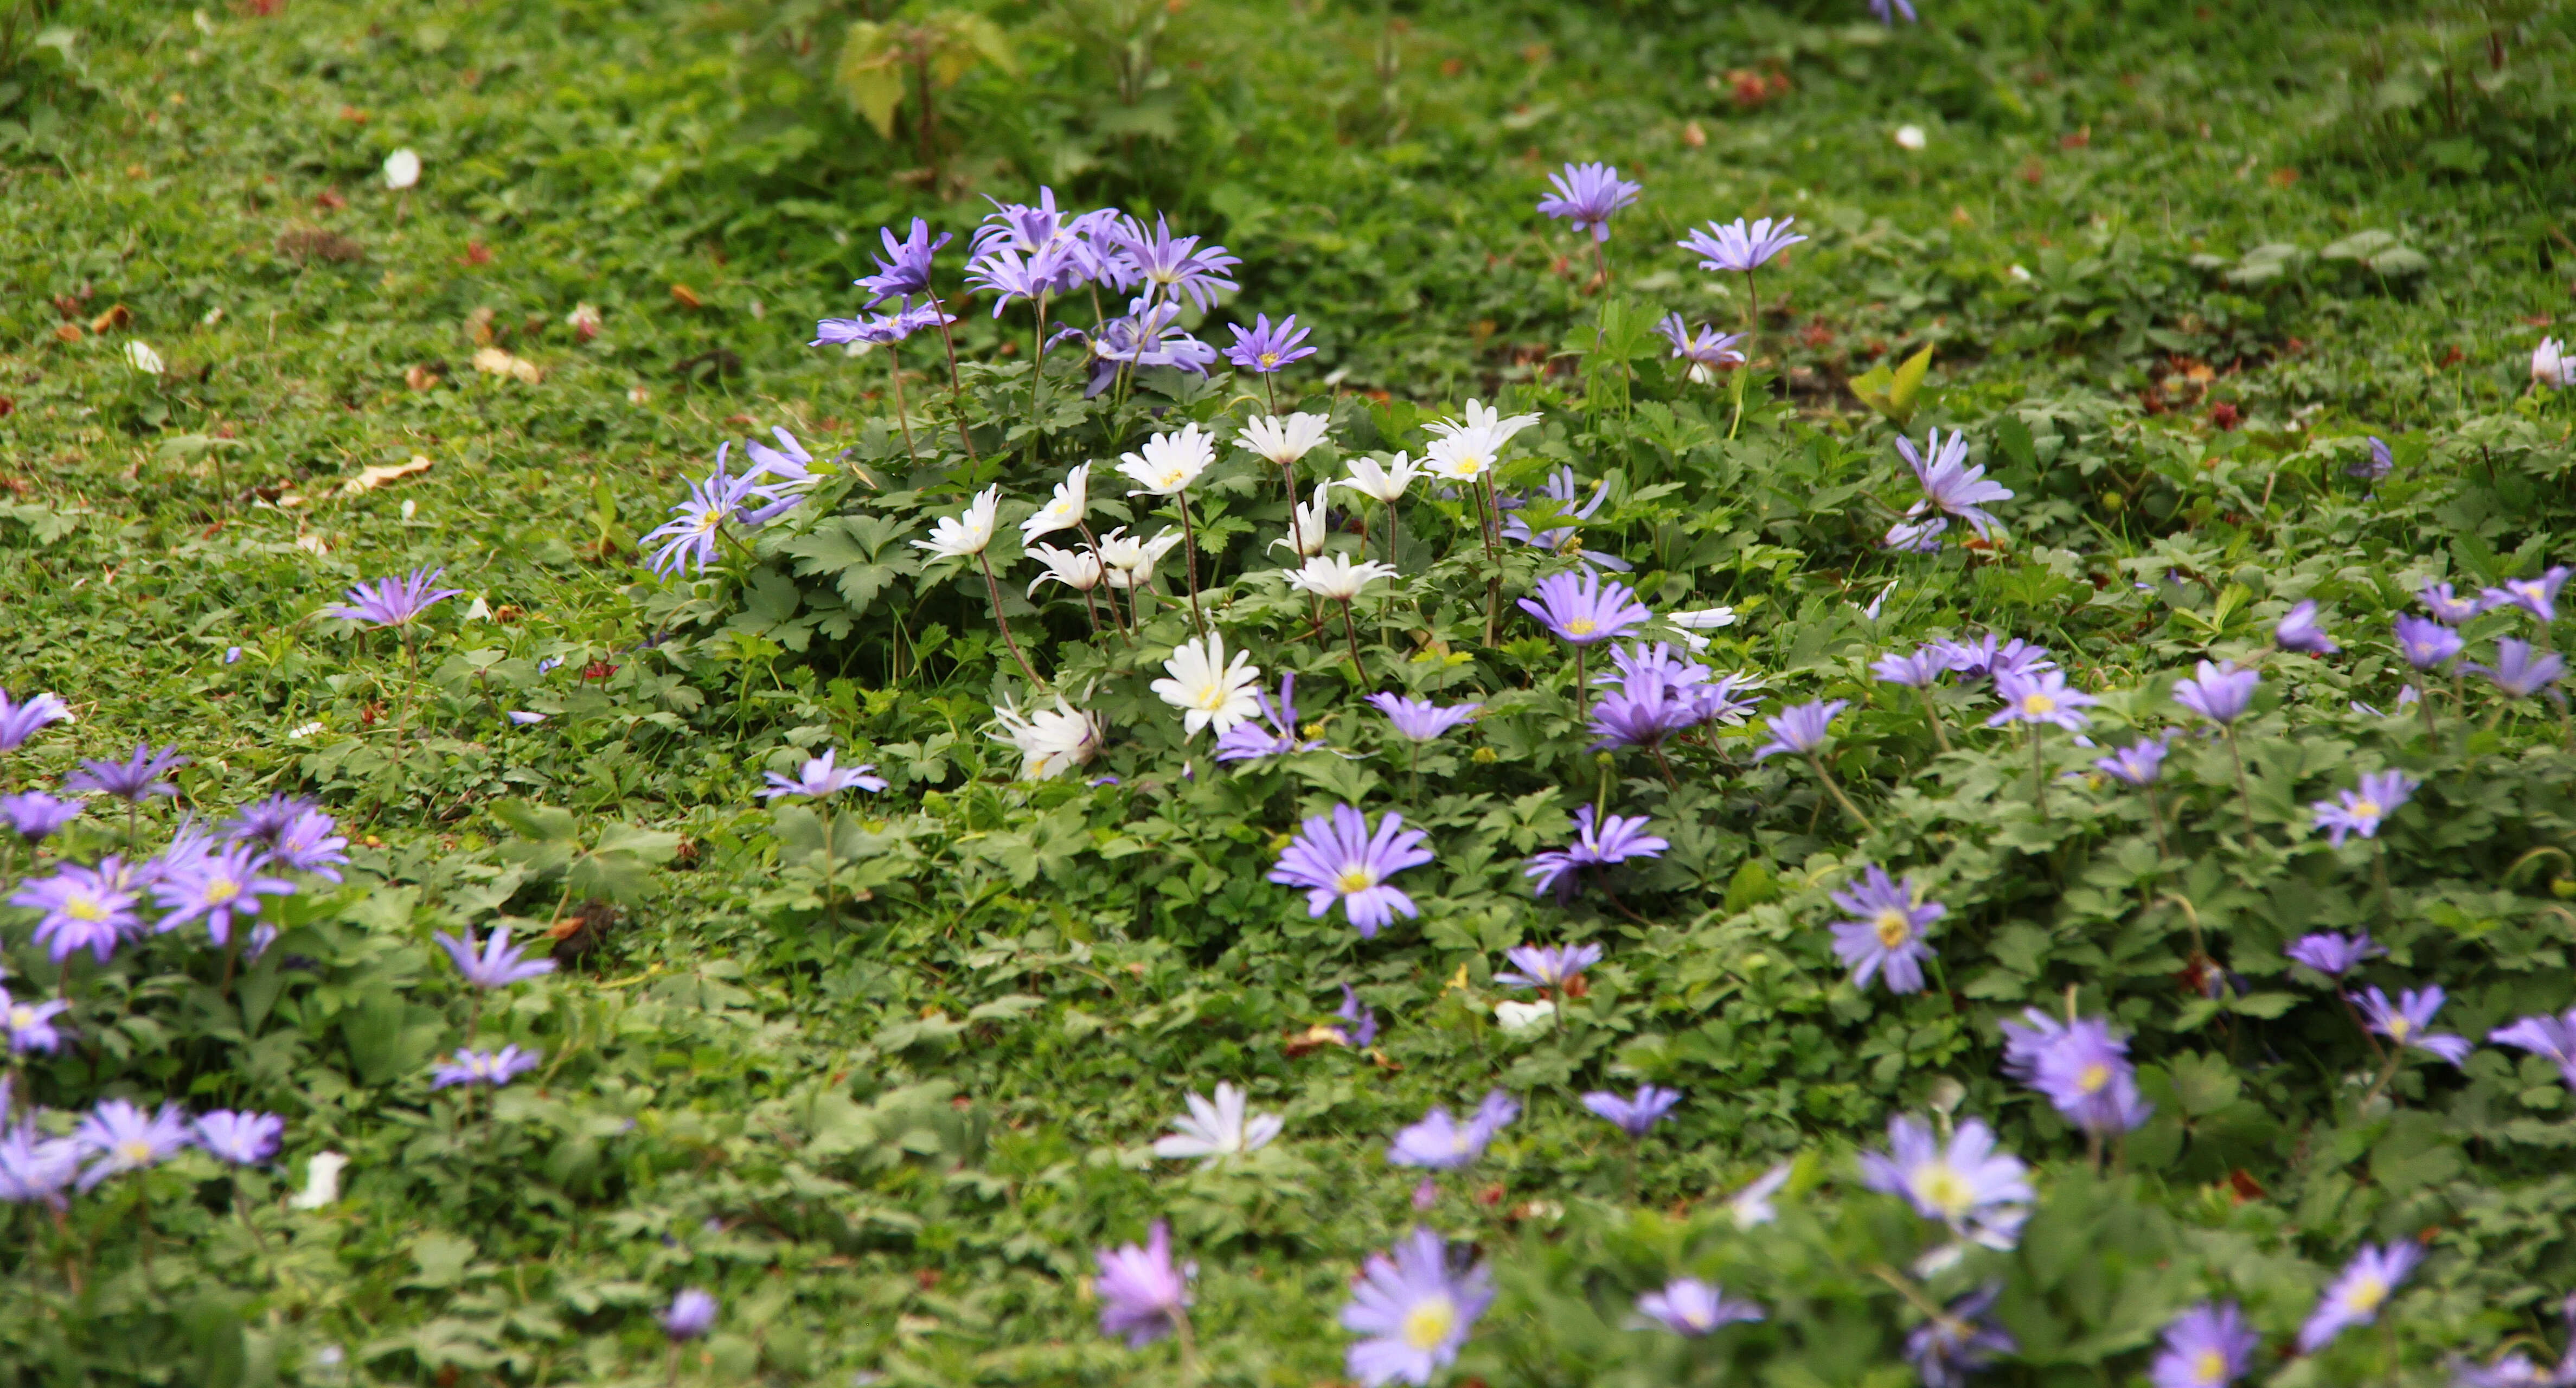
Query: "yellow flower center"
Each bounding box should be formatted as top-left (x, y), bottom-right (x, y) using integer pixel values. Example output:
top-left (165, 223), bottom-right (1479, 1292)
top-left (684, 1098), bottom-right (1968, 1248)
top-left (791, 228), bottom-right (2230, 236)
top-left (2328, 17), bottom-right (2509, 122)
top-left (117, 1139), bottom-right (153, 1165)
top-left (204, 876), bottom-right (240, 904)
top-left (694, 509), bottom-right (722, 535)
top-left (2022, 692), bottom-right (2056, 715)
top-left (1258, 352), bottom-right (1279, 367)
top-left (66, 893), bottom-right (105, 923)
top-left (2386, 1016), bottom-right (2412, 1041)
top-left (1401, 1294), bottom-right (1458, 1351)
top-left (2344, 1275), bottom-right (2388, 1313)
top-left (1565, 618), bottom-right (1597, 637)
top-left (1913, 1161), bottom-right (1974, 1218)
top-left (1195, 686), bottom-right (1232, 711)
top-left (2194, 1349), bottom-right (2226, 1383)
top-left (8, 1006), bottom-right (33, 1029)
top-left (2078, 1063), bottom-right (2110, 1094)
top-left (1334, 866), bottom-right (1377, 896)
top-left (2350, 798), bottom-right (2381, 821)
top-left (1874, 909), bottom-right (1913, 949)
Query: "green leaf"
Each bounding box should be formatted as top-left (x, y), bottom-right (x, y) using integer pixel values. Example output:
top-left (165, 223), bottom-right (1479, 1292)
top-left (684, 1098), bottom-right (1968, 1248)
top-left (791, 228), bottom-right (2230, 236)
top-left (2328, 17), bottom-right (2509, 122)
top-left (1849, 343), bottom-right (1933, 425)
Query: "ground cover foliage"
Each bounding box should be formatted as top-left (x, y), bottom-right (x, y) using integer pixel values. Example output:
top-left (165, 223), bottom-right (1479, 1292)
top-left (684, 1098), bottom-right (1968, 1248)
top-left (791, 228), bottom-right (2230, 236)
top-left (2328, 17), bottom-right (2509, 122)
top-left (5, 0), bottom-right (2576, 1383)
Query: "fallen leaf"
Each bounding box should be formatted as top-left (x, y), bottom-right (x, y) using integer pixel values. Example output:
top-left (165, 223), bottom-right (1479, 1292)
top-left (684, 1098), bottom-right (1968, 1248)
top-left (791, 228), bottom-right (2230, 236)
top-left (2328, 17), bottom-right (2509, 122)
top-left (340, 454), bottom-right (434, 496)
top-left (669, 283), bottom-right (703, 310)
top-left (53, 324), bottom-right (82, 344)
top-left (403, 363), bottom-right (445, 391)
top-left (338, 105), bottom-right (367, 123)
top-left (88, 304), bottom-right (133, 332)
top-left (462, 241), bottom-right (493, 266)
top-left (294, 533), bottom-right (329, 554)
top-left (466, 306), bottom-right (497, 344)
top-left (313, 189), bottom-right (348, 211)
top-left (471, 347), bottom-right (543, 384)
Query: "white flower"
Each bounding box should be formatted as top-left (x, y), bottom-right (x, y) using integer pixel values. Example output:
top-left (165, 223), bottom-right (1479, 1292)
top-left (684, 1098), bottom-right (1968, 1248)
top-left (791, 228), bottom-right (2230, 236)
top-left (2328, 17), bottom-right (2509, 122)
top-left (1025, 542), bottom-right (1105, 595)
top-left (1726, 1161), bottom-right (1792, 1227)
top-left (286, 721), bottom-right (325, 740)
top-left (1096, 526), bottom-right (1183, 590)
top-left (1151, 630), bottom-right (1261, 738)
top-left (991, 696), bottom-right (1103, 780)
top-left (382, 148), bottom-right (421, 190)
top-left (1494, 999), bottom-right (1556, 1034)
top-left (1424, 427), bottom-right (1507, 482)
top-left (1426, 398), bottom-right (1541, 445)
top-left (2007, 264), bottom-right (2033, 283)
top-left (1285, 553), bottom-right (1398, 602)
top-left (1335, 451), bottom-right (1422, 505)
top-left (124, 341), bottom-right (165, 375)
top-left (912, 485), bottom-right (1001, 560)
top-left (2536, 337), bottom-right (2574, 387)
top-left (1116, 424), bottom-right (1217, 496)
top-left (1020, 462), bottom-right (1091, 544)
top-left (1150, 1082), bottom-right (1283, 1167)
top-left (1236, 413), bottom-right (1332, 466)
top-left (290, 1150), bottom-right (350, 1210)
top-left (565, 302), bottom-right (603, 340)
top-left (1893, 125), bottom-right (1927, 151)
top-left (1270, 482), bottom-right (1333, 559)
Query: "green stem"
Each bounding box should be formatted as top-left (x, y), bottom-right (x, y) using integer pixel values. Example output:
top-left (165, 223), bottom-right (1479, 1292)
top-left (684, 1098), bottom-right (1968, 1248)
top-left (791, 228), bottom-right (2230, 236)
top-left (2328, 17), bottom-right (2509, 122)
top-left (1808, 750), bottom-right (1875, 835)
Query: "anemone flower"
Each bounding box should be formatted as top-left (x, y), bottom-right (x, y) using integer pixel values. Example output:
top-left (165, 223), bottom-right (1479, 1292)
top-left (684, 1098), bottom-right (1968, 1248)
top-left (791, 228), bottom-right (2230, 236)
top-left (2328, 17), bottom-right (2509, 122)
top-left (1266, 804), bottom-right (1435, 938)
top-left (1828, 865), bottom-right (1943, 994)
top-left (1522, 805), bottom-right (1667, 902)
top-left (1340, 1228), bottom-right (1493, 1387)
top-left (1857, 1116), bottom-right (2032, 1252)
top-left (1752, 700), bottom-right (1872, 833)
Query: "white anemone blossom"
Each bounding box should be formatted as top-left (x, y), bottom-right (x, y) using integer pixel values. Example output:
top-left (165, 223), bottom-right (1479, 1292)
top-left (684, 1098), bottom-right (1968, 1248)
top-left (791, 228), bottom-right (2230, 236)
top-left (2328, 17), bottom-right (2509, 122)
top-left (1020, 462), bottom-right (1091, 545)
top-left (1116, 424), bottom-right (1217, 496)
top-left (1151, 630), bottom-right (1261, 738)
top-left (1271, 482), bottom-right (1333, 559)
top-left (990, 696), bottom-right (1103, 781)
top-left (1286, 553), bottom-right (1398, 602)
top-left (1236, 412), bottom-right (1332, 466)
top-left (1024, 542), bottom-right (1105, 595)
top-left (1668, 605), bottom-right (1738, 651)
top-left (911, 485), bottom-right (999, 560)
top-left (1095, 526), bottom-right (1184, 590)
top-left (1335, 451), bottom-right (1422, 504)
top-left (1150, 1082), bottom-right (1283, 1167)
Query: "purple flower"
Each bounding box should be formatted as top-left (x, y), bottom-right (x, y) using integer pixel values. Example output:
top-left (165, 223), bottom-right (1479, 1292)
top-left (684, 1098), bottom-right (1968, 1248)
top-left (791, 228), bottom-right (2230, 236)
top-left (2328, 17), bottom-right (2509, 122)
top-left (152, 843), bottom-right (296, 945)
top-left (1223, 312), bottom-right (1316, 374)
top-left (1095, 1220), bottom-right (1192, 1347)
top-left (2352, 436), bottom-right (2394, 481)
top-left (1518, 570), bottom-right (1652, 645)
top-left (2285, 931), bottom-right (2384, 980)
top-left (1341, 1228), bottom-right (1494, 1387)
top-left (1987, 669), bottom-right (2097, 731)
top-left (1108, 214), bottom-right (1240, 311)
top-left (2276, 600), bottom-right (2339, 655)
top-left (1872, 647), bottom-right (1951, 688)
top-left (963, 242), bottom-right (1074, 315)
top-left (1266, 805), bottom-right (1436, 938)
top-left (506, 711), bottom-right (547, 726)
top-left (1367, 693), bottom-right (1481, 742)
top-left (222, 794), bottom-right (313, 848)
top-left (1588, 649), bottom-right (1722, 751)
top-left (2420, 582), bottom-right (2484, 624)
top-left (1907, 1284), bottom-right (2015, 1388)
top-left (2483, 565), bottom-right (2571, 624)
top-left (68, 743), bottom-right (188, 802)
top-left (1751, 698), bottom-right (1849, 760)
top-left (2173, 660), bottom-right (2260, 725)
top-left (2149, 1302), bottom-right (2258, 1388)
top-left (1387, 1091), bottom-right (1518, 1170)
top-left (2393, 615), bottom-right (2465, 669)
top-left (1499, 466), bottom-right (1632, 571)
top-left (760, 747), bottom-right (888, 799)
top-left (430, 1044), bottom-right (544, 1090)
top-left (1870, 0), bottom-right (1920, 23)
top-left (322, 567), bottom-right (463, 628)
top-left (1828, 865), bottom-right (1944, 994)
top-left (1522, 805), bottom-right (1668, 900)
top-left (273, 808), bottom-right (350, 881)
top-left (2, 987), bottom-right (71, 1054)
top-left (2492, 1009), bottom-right (2576, 1090)
top-left (1860, 1117), bottom-right (2031, 1248)
top-left (2470, 638), bottom-right (2567, 699)
top-left (1337, 984), bottom-right (1380, 1048)
top-left (194, 1110), bottom-right (284, 1165)
top-left (1633, 1277), bottom-right (1763, 1336)
top-left (0, 1118), bottom-right (81, 1207)
top-left (72, 1099), bottom-right (193, 1189)
top-left (1677, 216), bottom-right (1806, 274)
top-left (1898, 429), bottom-right (2014, 538)
top-left (2092, 735), bottom-right (2171, 786)
top-left (811, 297), bottom-right (955, 348)
top-left (2311, 770), bottom-right (2418, 846)
top-left (661, 1288), bottom-right (720, 1342)
top-left (1495, 942), bottom-right (1602, 991)
top-left (643, 450), bottom-right (758, 579)
top-left (855, 218), bottom-right (950, 306)
top-left (0, 689), bottom-right (73, 751)
top-left (1216, 674), bottom-right (1326, 763)
top-left (11, 857), bottom-right (141, 962)
top-left (1, 792), bottom-right (82, 845)
top-left (2297, 1243), bottom-right (2422, 1354)
top-left (1537, 162), bottom-right (1642, 241)
top-left (2351, 986), bottom-right (2472, 1065)
top-left (435, 924), bottom-right (558, 989)
top-left (1069, 297), bottom-right (1222, 394)
top-left (1885, 517), bottom-right (1948, 552)
top-left (1939, 635), bottom-right (2055, 683)
top-left (1580, 1084), bottom-right (1681, 1136)
top-left (1998, 1010), bottom-right (2153, 1136)
top-left (1655, 314), bottom-right (1745, 378)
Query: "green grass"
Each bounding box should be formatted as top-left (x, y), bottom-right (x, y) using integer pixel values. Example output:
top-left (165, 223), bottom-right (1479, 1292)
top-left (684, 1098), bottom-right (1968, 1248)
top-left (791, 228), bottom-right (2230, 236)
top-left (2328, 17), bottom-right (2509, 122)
top-left (4, 0), bottom-right (2576, 1384)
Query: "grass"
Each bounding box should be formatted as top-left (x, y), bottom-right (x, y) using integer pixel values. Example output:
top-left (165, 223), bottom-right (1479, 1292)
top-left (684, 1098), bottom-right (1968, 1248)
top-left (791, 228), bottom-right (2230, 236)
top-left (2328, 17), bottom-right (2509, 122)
top-left (4, 0), bottom-right (2576, 1384)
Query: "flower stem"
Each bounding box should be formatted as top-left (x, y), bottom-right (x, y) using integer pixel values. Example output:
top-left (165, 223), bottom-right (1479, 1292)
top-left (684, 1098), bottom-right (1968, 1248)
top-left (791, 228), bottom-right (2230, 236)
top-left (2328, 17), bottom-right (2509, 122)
top-left (1341, 599), bottom-right (1366, 675)
top-left (2357, 1044), bottom-right (2406, 1110)
top-left (2029, 726), bottom-right (2049, 816)
top-left (1808, 750), bottom-right (1875, 835)
top-left (1917, 686), bottom-right (1952, 753)
top-left (975, 551), bottom-right (1043, 687)
top-left (925, 291), bottom-right (977, 462)
top-left (2224, 726), bottom-right (2257, 842)
top-left (887, 348), bottom-right (917, 463)
top-left (1573, 643), bottom-right (1589, 722)
top-left (1176, 487), bottom-right (1206, 636)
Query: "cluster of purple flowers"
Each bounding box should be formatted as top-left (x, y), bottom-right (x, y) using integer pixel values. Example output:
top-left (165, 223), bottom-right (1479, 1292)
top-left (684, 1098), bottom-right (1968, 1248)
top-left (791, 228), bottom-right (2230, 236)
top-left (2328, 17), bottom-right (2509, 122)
top-left (640, 431), bottom-right (825, 578)
top-left (1587, 642), bottom-right (1757, 753)
top-left (2, 1086), bottom-right (283, 1208)
top-left (2000, 1009), bottom-right (2152, 1136)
